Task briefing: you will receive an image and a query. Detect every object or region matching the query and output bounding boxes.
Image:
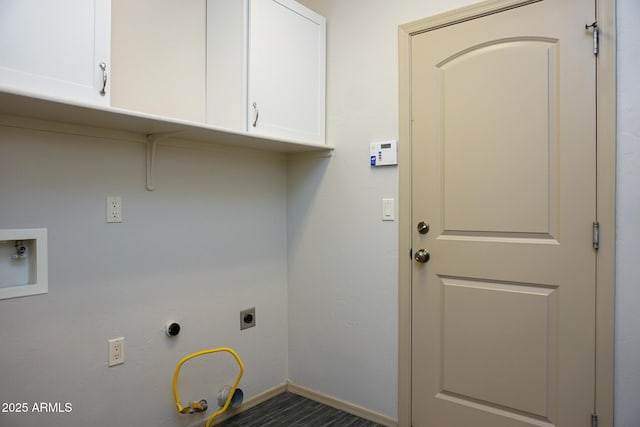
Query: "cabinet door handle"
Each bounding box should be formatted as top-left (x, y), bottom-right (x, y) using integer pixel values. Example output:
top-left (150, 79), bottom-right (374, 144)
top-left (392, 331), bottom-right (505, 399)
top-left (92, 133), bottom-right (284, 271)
top-left (252, 102), bottom-right (259, 127)
top-left (99, 62), bottom-right (107, 96)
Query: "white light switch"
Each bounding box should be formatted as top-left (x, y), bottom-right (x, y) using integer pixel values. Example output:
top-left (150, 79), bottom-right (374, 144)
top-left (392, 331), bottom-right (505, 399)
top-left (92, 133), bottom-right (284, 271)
top-left (382, 198), bottom-right (395, 221)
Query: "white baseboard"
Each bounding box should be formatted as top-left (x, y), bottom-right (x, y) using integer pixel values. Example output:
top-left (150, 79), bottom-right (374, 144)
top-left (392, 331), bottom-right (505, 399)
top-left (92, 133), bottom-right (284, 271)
top-left (285, 381), bottom-right (398, 427)
top-left (189, 380), bottom-right (398, 427)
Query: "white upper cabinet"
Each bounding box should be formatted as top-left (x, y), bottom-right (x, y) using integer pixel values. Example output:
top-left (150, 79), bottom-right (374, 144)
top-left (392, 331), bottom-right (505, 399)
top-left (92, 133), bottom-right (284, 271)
top-left (0, 0), bottom-right (111, 106)
top-left (207, 0), bottom-right (249, 131)
top-left (110, 0), bottom-right (206, 123)
top-left (248, 0), bottom-right (326, 144)
top-left (0, 0), bottom-right (330, 154)
top-left (207, 0), bottom-right (326, 145)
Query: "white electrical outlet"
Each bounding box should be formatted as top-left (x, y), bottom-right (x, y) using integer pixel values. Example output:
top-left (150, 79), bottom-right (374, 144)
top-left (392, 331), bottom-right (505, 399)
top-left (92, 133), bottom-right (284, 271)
top-left (106, 196), bottom-right (122, 223)
top-left (108, 337), bottom-right (124, 367)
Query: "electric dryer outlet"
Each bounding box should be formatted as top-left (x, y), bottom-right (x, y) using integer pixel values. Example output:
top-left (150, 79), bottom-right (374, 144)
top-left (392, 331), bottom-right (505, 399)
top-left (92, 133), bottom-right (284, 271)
top-left (240, 308), bottom-right (255, 330)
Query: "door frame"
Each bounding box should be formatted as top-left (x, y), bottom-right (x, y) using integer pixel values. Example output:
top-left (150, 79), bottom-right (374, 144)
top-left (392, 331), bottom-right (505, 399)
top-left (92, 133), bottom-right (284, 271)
top-left (397, 0), bottom-right (616, 426)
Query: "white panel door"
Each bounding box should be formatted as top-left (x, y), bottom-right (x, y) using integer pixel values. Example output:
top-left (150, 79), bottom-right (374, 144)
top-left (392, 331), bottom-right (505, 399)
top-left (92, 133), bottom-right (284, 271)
top-left (0, 0), bottom-right (111, 106)
top-left (410, 0), bottom-right (597, 426)
top-left (248, 0), bottom-right (325, 144)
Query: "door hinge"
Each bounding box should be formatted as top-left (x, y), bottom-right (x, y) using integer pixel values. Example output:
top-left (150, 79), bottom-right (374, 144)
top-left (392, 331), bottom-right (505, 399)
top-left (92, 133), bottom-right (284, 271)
top-left (593, 222), bottom-right (600, 250)
top-left (591, 413), bottom-right (599, 427)
top-left (585, 21), bottom-right (599, 55)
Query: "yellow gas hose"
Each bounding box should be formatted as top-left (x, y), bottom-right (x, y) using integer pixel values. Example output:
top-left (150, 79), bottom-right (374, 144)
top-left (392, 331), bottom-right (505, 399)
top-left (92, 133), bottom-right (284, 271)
top-left (172, 347), bottom-right (245, 427)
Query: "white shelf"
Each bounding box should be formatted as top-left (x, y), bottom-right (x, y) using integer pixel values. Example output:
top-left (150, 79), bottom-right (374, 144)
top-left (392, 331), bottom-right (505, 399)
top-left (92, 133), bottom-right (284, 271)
top-left (0, 88), bottom-right (333, 153)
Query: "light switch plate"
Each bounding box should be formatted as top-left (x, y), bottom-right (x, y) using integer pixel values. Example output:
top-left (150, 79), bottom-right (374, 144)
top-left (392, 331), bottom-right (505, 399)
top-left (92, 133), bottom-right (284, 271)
top-left (382, 198), bottom-right (395, 221)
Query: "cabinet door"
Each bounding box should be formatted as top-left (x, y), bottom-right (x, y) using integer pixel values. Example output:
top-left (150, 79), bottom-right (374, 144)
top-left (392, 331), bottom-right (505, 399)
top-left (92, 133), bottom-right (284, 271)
top-left (112, 0), bottom-right (206, 122)
top-left (248, 0), bottom-right (326, 144)
top-left (0, 0), bottom-right (111, 106)
top-left (207, 0), bottom-right (248, 130)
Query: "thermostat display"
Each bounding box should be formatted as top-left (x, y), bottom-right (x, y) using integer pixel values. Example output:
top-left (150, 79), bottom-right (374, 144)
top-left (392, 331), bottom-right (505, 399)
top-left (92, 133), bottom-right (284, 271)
top-left (370, 140), bottom-right (398, 167)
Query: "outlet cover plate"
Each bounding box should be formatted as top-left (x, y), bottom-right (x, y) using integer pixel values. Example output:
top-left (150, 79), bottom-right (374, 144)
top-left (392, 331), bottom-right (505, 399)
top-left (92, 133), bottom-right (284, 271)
top-left (108, 337), bottom-right (124, 367)
top-left (106, 196), bottom-right (122, 223)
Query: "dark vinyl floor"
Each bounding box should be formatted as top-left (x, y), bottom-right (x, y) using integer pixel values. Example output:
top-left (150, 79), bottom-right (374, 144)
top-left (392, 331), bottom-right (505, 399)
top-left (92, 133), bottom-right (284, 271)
top-left (216, 392), bottom-right (386, 427)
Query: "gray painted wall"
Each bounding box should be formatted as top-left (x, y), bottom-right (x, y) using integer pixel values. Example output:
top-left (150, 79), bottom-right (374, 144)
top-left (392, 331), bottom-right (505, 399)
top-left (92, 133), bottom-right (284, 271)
top-left (0, 131), bottom-right (288, 426)
top-left (614, 0), bottom-right (640, 425)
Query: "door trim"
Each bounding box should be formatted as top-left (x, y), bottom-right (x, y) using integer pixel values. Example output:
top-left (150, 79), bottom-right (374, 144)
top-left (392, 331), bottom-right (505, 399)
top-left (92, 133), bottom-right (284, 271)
top-left (397, 0), bottom-right (616, 425)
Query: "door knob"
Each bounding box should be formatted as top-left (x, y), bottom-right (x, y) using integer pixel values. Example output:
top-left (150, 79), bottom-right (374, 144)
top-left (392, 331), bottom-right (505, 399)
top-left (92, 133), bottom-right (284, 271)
top-left (414, 249), bottom-right (430, 263)
top-left (417, 222), bottom-right (430, 234)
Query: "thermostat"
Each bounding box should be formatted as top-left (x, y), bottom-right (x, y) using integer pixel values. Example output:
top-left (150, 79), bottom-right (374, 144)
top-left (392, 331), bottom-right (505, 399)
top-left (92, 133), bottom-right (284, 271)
top-left (370, 140), bottom-right (397, 167)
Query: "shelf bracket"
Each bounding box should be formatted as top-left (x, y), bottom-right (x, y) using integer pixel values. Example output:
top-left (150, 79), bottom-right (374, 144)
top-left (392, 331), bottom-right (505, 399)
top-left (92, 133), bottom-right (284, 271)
top-left (146, 132), bottom-right (182, 191)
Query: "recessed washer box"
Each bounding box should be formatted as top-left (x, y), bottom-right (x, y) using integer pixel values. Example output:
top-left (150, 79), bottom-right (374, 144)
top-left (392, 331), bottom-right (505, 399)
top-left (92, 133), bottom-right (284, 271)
top-left (0, 228), bottom-right (48, 300)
